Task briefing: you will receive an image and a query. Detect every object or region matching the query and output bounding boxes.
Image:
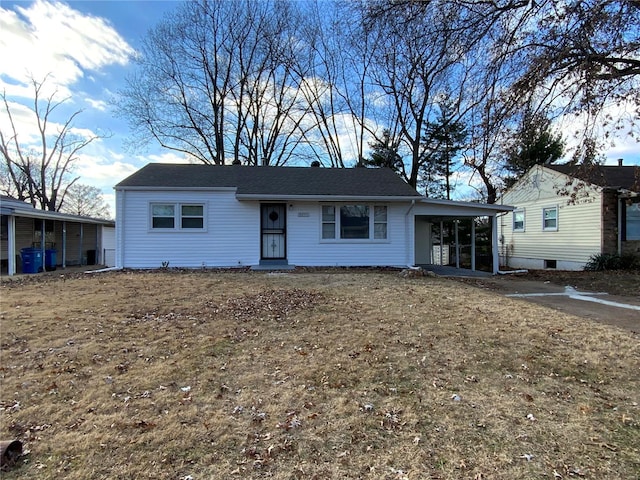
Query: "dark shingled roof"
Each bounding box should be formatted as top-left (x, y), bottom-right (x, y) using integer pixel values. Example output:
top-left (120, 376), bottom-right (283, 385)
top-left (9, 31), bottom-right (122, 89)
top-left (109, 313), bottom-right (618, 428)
top-left (546, 164), bottom-right (640, 191)
top-left (116, 164), bottom-right (422, 198)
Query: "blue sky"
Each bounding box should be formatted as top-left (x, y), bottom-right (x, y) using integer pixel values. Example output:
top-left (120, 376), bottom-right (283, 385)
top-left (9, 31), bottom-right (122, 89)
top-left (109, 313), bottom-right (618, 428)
top-left (0, 0), bottom-right (184, 214)
top-left (1, 0), bottom-right (639, 216)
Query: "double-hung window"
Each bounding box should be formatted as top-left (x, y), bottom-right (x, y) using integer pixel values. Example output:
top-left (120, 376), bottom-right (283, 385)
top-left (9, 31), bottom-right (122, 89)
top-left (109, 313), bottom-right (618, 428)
top-left (321, 204), bottom-right (388, 240)
top-left (625, 201), bottom-right (640, 240)
top-left (542, 206), bottom-right (558, 231)
top-left (513, 209), bottom-right (525, 232)
top-left (151, 203), bottom-right (205, 231)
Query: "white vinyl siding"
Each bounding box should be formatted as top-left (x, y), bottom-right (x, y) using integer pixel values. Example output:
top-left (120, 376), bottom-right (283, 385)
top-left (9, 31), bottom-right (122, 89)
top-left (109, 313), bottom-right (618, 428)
top-left (287, 202), bottom-right (406, 267)
top-left (118, 190), bottom-right (258, 268)
top-left (116, 190), bottom-right (410, 269)
top-left (320, 204), bottom-right (388, 241)
top-left (500, 165), bottom-right (603, 270)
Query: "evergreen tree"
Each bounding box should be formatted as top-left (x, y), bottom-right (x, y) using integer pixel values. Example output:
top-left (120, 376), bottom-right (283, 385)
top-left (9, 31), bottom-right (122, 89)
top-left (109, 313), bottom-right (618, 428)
top-left (420, 101), bottom-right (467, 199)
top-left (504, 111), bottom-right (564, 187)
top-left (364, 129), bottom-right (404, 173)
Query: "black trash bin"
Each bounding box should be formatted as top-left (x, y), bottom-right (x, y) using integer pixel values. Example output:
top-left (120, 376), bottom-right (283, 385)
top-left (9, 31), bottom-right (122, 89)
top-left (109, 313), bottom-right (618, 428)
top-left (87, 249), bottom-right (96, 265)
top-left (45, 249), bottom-right (57, 271)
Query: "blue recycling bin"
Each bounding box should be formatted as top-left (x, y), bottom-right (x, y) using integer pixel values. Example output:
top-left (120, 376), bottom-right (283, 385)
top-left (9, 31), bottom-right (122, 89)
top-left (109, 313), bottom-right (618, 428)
top-left (20, 248), bottom-right (43, 274)
top-left (45, 249), bottom-right (57, 271)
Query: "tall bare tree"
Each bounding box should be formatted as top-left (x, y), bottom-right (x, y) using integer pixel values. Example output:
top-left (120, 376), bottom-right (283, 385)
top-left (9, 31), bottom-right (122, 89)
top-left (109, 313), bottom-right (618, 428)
top-left (118, 0), bottom-right (312, 166)
top-left (1, 76), bottom-right (99, 210)
top-left (363, 1), bottom-right (474, 188)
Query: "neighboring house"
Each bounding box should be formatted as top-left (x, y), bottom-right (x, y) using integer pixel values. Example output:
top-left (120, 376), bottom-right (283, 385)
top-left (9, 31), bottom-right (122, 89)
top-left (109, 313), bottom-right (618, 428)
top-left (499, 163), bottom-right (640, 271)
top-left (115, 164), bottom-right (513, 273)
top-left (0, 195), bottom-right (116, 276)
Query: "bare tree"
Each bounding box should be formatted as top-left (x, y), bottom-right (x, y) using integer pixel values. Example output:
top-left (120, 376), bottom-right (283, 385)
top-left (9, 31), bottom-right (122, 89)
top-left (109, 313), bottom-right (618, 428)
top-left (59, 183), bottom-right (111, 219)
top-left (363, 1), bottom-right (474, 188)
top-left (1, 76), bottom-right (100, 211)
top-left (118, 0), bottom-right (312, 166)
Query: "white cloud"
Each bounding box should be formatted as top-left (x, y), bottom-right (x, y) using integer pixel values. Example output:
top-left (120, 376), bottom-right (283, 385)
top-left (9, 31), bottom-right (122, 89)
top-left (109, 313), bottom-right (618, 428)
top-left (0, 0), bottom-right (134, 91)
top-left (85, 97), bottom-right (108, 111)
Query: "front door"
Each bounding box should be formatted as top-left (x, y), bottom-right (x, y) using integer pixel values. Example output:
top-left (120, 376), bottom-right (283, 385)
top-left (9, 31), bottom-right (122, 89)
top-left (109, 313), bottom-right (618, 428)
top-left (261, 203), bottom-right (286, 260)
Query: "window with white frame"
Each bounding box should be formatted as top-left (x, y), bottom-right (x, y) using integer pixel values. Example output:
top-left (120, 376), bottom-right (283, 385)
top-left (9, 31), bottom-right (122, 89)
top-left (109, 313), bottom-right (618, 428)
top-left (321, 204), bottom-right (388, 240)
top-left (513, 209), bottom-right (525, 232)
top-left (542, 206), bottom-right (558, 231)
top-left (151, 203), bottom-right (205, 230)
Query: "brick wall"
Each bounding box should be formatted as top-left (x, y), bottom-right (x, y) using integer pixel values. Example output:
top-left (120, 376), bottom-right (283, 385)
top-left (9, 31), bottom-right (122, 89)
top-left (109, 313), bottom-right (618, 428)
top-left (601, 189), bottom-right (619, 254)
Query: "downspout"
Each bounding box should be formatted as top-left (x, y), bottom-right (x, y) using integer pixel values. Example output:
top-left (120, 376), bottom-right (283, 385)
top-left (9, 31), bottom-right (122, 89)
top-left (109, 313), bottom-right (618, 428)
top-left (405, 199), bottom-right (416, 267)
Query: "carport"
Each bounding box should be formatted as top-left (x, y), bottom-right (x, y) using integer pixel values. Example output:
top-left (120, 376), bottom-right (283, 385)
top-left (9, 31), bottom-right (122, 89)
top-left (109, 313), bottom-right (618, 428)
top-left (410, 198), bottom-right (514, 274)
top-left (1, 195), bottom-right (115, 276)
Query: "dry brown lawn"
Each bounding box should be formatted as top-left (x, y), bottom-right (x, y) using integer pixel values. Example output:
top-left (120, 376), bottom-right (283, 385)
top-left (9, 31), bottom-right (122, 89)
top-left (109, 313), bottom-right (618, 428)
top-left (1, 270), bottom-right (639, 479)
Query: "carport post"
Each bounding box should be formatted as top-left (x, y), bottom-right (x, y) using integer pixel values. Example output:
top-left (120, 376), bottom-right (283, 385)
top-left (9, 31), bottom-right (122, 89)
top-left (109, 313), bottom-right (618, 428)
top-left (471, 219), bottom-right (476, 271)
top-left (40, 219), bottom-right (45, 266)
top-left (454, 220), bottom-right (460, 269)
top-left (439, 221), bottom-right (444, 265)
top-left (8, 216), bottom-right (15, 275)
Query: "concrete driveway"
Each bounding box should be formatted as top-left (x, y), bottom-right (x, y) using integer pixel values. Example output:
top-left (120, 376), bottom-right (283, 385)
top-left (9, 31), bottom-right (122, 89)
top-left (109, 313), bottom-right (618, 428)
top-left (453, 275), bottom-right (640, 333)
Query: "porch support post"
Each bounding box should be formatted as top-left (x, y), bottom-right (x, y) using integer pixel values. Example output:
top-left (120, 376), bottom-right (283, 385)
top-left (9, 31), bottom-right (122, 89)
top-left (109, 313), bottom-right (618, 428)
top-left (471, 219), bottom-right (476, 271)
top-left (40, 219), bottom-right (45, 270)
top-left (454, 220), bottom-right (460, 269)
top-left (491, 215), bottom-right (499, 274)
top-left (8, 215), bottom-right (16, 275)
top-left (439, 220), bottom-right (444, 265)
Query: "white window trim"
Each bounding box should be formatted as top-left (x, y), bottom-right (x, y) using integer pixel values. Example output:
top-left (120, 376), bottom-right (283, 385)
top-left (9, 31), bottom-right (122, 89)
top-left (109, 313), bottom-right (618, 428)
top-left (149, 202), bottom-right (207, 232)
top-left (513, 209), bottom-right (525, 232)
top-left (542, 205), bottom-right (558, 232)
top-left (320, 203), bottom-right (390, 243)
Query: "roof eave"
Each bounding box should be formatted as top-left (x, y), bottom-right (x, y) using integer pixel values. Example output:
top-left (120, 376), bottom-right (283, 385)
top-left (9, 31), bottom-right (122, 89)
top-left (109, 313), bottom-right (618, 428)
top-left (115, 186), bottom-right (238, 192)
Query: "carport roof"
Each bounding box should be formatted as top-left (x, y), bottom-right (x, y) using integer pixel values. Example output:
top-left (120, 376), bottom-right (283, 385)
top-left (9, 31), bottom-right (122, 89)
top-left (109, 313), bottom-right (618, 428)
top-left (1, 195), bottom-right (114, 225)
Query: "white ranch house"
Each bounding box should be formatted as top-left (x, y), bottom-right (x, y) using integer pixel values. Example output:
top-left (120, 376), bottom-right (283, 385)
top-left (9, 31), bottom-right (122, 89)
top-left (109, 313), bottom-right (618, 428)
top-left (115, 164), bottom-right (513, 273)
top-left (499, 163), bottom-right (640, 270)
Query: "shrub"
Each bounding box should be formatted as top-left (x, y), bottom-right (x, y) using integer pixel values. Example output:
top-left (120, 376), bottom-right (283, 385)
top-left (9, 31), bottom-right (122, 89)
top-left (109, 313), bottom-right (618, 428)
top-left (584, 252), bottom-right (640, 271)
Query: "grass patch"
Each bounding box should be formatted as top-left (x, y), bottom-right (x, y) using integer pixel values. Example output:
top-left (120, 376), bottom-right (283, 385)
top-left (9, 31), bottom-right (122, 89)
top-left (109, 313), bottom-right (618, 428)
top-left (1, 270), bottom-right (639, 479)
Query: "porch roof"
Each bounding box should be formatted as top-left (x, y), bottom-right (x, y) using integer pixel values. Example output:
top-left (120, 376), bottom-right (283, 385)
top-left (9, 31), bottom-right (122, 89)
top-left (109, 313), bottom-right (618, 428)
top-left (412, 197), bottom-right (514, 217)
